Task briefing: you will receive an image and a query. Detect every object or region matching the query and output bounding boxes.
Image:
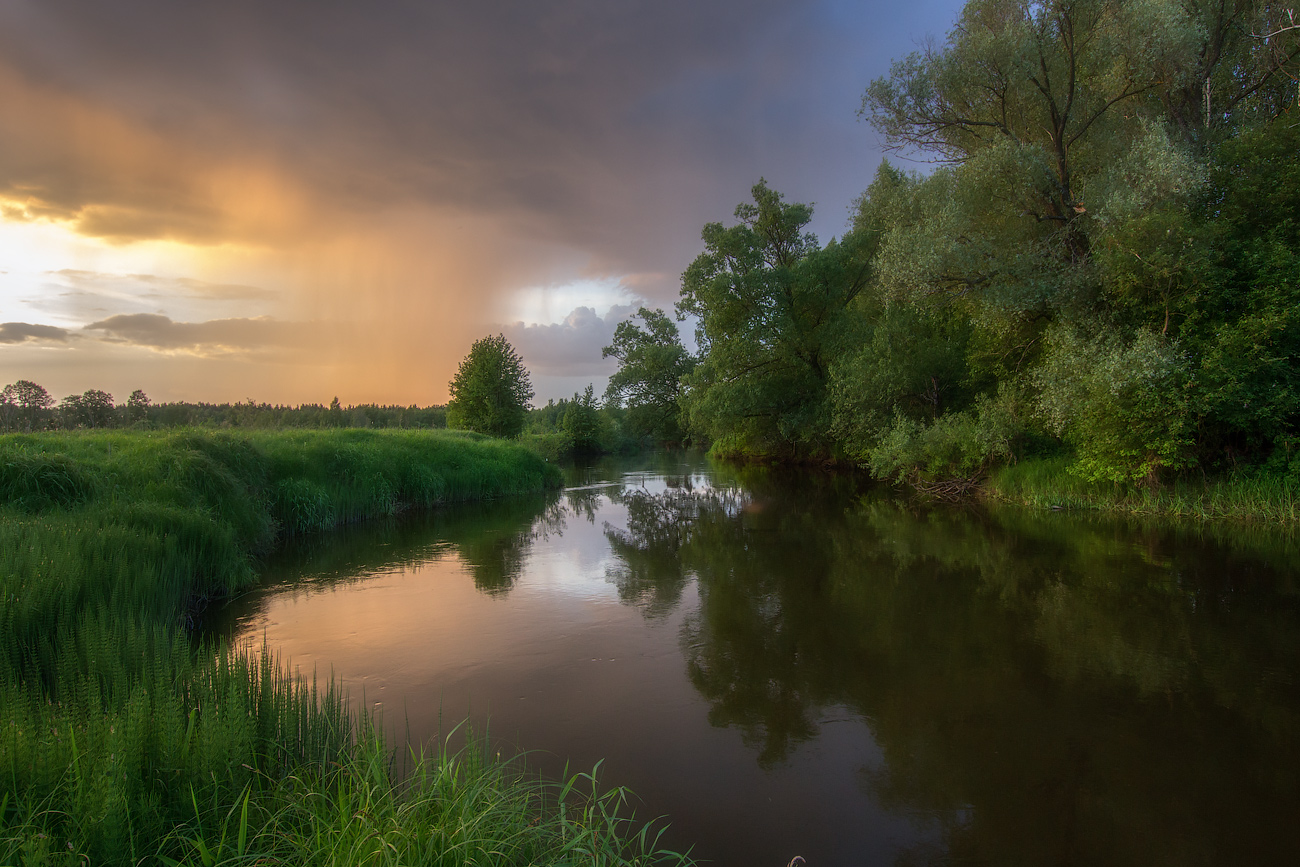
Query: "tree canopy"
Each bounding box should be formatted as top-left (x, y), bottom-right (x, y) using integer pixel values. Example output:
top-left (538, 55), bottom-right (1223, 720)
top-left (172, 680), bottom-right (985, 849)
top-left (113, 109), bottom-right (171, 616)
top-left (673, 0), bottom-right (1300, 486)
top-left (602, 307), bottom-right (695, 443)
top-left (676, 180), bottom-right (872, 460)
top-left (447, 334), bottom-right (535, 438)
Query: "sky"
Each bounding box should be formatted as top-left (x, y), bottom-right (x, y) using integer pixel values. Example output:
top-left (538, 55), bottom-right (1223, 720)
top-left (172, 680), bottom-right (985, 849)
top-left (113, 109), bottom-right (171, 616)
top-left (0, 0), bottom-right (964, 405)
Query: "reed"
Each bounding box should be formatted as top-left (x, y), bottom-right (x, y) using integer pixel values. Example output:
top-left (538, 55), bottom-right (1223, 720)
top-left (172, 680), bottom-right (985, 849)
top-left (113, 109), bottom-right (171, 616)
top-left (1, 429), bottom-right (686, 866)
top-left (987, 457), bottom-right (1300, 523)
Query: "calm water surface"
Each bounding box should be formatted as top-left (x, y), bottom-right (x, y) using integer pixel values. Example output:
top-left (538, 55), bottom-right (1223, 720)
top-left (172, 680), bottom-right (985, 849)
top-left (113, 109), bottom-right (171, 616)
top-left (213, 453), bottom-right (1300, 866)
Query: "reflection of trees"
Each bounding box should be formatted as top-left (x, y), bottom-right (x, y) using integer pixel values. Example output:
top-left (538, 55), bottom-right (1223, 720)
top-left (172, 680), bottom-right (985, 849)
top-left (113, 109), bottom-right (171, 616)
top-left (449, 494), bottom-right (567, 596)
top-left (828, 503), bottom-right (1300, 865)
top-left (602, 472), bottom-right (1300, 863)
top-left (227, 491), bottom-right (567, 604)
top-left (604, 471), bottom-right (856, 763)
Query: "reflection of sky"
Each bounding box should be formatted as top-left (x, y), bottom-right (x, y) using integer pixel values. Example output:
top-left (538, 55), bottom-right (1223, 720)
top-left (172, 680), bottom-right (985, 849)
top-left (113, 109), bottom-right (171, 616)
top-left (508, 497), bottom-right (626, 602)
top-left (231, 460), bottom-right (916, 865)
top-left (222, 453), bottom-right (1300, 866)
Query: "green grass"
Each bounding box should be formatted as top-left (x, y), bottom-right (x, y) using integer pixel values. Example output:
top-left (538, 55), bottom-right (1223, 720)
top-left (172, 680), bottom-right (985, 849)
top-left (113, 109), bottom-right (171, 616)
top-left (0, 429), bottom-right (690, 866)
top-left (987, 456), bottom-right (1300, 523)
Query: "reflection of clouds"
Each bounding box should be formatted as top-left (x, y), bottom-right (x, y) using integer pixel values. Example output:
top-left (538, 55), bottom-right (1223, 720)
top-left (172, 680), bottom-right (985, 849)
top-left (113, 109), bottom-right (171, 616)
top-left (0, 321), bottom-right (71, 344)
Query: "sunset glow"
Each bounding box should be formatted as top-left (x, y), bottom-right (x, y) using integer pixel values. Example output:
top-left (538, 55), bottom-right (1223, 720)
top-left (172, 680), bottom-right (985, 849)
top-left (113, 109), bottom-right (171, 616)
top-left (0, 0), bottom-right (964, 404)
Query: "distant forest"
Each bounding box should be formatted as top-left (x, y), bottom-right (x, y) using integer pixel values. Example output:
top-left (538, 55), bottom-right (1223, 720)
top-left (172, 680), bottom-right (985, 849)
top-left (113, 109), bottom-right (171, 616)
top-left (0, 381), bottom-right (448, 432)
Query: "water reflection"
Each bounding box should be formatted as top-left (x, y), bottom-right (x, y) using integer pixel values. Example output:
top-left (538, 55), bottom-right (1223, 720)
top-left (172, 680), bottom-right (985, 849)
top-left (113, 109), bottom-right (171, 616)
top-left (219, 454), bottom-right (1300, 866)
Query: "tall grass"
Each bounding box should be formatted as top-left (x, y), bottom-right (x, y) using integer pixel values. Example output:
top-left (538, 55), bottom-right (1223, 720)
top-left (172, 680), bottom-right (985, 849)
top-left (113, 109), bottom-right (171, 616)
top-left (987, 456), bottom-right (1300, 523)
top-left (1, 429), bottom-right (688, 865)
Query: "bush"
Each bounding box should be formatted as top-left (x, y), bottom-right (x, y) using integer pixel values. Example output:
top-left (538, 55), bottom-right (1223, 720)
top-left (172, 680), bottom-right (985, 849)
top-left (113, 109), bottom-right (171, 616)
top-left (1035, 326), bottom-right (1194, 485)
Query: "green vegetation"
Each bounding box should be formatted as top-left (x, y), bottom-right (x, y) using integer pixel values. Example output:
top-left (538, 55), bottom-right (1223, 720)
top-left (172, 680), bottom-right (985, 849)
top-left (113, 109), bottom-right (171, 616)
top-left (651, 0), bottom-right (1300, 509)
top-left (987, 455), bottom-right (1300, 523)
top-left (0, 379), bottom-right (449, 432)
top-left (0, 429), bottom-right (688, 865)
top-left (602, 308), bottom-right (695, 445)
top-left (447, 334), bottom-right (535, 439)
top-left (521, 392), bottom-right (648, 461)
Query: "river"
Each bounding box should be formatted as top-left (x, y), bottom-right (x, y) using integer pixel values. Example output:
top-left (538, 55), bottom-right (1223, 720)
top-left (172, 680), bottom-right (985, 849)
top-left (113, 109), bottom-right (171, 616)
top-left (210, 451), bottom-right (1300, 866)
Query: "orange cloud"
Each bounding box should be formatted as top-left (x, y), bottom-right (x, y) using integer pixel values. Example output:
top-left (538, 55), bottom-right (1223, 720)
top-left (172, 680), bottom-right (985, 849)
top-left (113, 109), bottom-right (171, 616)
top-left (0, 64), bottom-right (310, 246)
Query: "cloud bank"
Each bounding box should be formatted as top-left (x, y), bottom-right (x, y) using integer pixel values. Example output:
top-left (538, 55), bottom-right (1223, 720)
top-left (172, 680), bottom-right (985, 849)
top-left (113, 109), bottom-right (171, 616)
top-left (0, 0), bottom-right (963, 403)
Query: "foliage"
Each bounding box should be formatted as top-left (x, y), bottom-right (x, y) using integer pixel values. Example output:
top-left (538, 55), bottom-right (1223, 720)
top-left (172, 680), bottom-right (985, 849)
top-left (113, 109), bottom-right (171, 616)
top-left (1034, 326), bottom-right (1195, 483)
top-left (676, 181), bottom-right (871, 460)
top-left (0, 380), bottom-right (449, 432)
top-left (126, 388), bottom-right (151, 423)
top-left (522, 391), bottom-right (640, 459)
top-left (58, 389), bottom-right (116, 429)
top-left (677, 0), bottom-right (1300, 493)
top-left (866, 392), bottom-right (1021, 492)
top-left (603, 308), bottom-right (695, 443)
top-left (562, 384), bottom-right (605, 454)
top-left (0, 380), bottom-right (54, 432)
top-left (447, 333), bottom-right (535, 438)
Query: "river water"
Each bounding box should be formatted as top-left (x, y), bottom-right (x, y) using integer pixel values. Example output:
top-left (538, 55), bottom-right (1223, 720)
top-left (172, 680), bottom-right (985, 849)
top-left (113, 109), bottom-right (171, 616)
top-left (213, 452), bottom-right (1300, 866)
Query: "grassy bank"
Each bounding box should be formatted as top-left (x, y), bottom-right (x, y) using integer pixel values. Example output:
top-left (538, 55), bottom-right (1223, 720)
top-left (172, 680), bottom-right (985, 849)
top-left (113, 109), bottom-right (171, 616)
top-left (1, 429), bottom-right (688, 865)
top-left (986, 456), bottom-right (1300, 524)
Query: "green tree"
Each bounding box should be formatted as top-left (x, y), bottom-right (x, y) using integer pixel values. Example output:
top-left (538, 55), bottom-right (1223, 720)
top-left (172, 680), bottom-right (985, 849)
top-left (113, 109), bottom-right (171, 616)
top-left (1, 380), bottom-right (54, 432)
top-left (562, 384), bottom-right (602, 454)
top-left (676, 180), bottom-right (871, 459)
top-left (1034, 326), bottom-right (1194, 483)
top-left (602, 307), bottom-right (695, 443)
top-left (850, 0), bottom-right (1300, 481)
top-left (126, 389), bottom-right (151, 424)
top-left (61, 389), bottom-right (115, 429)
top-left (446, 333), bottom-right (534, 438)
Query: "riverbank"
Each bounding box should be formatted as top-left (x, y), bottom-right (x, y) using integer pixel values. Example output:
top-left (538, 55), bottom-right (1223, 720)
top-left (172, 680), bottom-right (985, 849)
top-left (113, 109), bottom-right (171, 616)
top-left (0, 429), bottom-right (688, 865)
top-left (985, 456), bottom-right (1300, 524)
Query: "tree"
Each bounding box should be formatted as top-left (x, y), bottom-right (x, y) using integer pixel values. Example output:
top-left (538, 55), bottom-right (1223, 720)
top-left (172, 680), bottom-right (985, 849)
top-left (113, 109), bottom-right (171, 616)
top-left (446, 333), bottom-right (534, 438)
top-left (59, 389), bottom-right (115, 429)
top-left (562, 384), bottom-right (602, 454)
top-left (602, 307), bottom-right (695, 443)
top-left (2, 380), bottom-right (54, 431)
top-left (676, 180), bottom-right (871, 459)
top-left (126, 389), bottom-right (151, 423)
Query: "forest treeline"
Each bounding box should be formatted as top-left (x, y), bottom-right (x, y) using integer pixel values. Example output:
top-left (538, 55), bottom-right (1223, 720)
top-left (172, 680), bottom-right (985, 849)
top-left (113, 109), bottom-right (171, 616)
top-left (0, 380), bottom-right (449, 431)
top-left (605, 0), bottom-right (1300, 493)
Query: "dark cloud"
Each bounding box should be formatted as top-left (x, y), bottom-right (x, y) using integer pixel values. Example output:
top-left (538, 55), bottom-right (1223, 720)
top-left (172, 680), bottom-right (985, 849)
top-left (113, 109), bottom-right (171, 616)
top-left (0, 0), bottom-right (965, 402)
top-left (0, 0), bottom-right (962, 283)
top-left (0, 321), bottom-right (71, 344)
top-left (84, 313), bottom-right (308, 355)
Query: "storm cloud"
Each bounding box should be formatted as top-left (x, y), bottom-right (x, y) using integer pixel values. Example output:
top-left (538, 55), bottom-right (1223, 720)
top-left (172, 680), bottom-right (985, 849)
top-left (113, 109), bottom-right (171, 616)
top-left (0, 0), bottom-right (964, 402)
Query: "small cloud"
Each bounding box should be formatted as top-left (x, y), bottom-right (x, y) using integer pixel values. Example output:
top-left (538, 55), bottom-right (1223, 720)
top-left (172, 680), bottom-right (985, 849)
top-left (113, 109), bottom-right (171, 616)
top-left (0, 321), bottom-right (72, 344)
top-left (84, 312), bottom-right (307, 356)
top-left (49, 269), bottom-right (277, 302)
top-left (504, 304), bottom-right (636, 377)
